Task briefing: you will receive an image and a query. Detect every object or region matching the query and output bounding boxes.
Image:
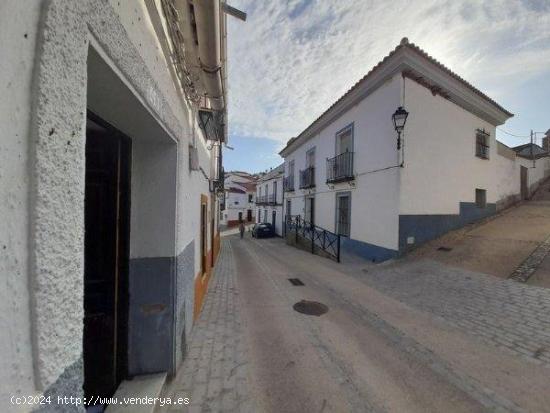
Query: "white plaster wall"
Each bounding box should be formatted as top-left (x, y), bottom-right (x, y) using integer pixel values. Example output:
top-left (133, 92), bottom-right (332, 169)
top-left (255, 173), bottom-right (284, 235)
top-left (130, 141), bottom-right (178, 259)
top-left (400, 77), bottom-right (498, 214)
top-left (223, 191), bottom-right (254, 223)
top-left (110, 0), bottom-right (215, 275)
top-left (0, 0), bottom-right (218, 400)
top-left (401, 77), bottom-right (549, 213)
top-left (283, 75), bottom-right (402, 250)
top-left (0, 0), bottom-right (43, 404)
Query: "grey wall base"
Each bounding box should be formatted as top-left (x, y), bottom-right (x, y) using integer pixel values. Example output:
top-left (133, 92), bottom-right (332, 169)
top-left (174, 241), bottom-right (195, 372)
top-left (33, 357), bottom-right (84, 413)
top-left (128, 257), bottom-right (175, 376)
top-left (399, 201), bottom-right (497, 253)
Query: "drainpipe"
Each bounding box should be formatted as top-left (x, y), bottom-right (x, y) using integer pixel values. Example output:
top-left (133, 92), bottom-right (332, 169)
top-left (193, 0), bottom-right (224, 111)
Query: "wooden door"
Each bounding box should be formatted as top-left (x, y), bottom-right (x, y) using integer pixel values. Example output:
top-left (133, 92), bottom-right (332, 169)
top-left (521, 166), bottom-right (528, 200)
top-left (84, 114), bottom-right (131, 401)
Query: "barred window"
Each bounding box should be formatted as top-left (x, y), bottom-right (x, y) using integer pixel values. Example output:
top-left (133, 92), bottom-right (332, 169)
top-left (336, 193), bottom-right (351, 237)
top-left (476, 129), bottom-right (490, 159)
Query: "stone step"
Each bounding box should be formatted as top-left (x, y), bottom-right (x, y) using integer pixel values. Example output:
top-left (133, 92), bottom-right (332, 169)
top-left (104, 373), bottom-right (167, 413)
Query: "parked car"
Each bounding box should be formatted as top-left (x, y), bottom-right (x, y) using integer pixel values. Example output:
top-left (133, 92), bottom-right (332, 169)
top-left (252, 223), bottom-right (275, 238)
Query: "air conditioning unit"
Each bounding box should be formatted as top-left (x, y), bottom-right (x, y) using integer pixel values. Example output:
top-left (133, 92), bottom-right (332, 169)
top-left (189, 145), bottom-right (199, 171)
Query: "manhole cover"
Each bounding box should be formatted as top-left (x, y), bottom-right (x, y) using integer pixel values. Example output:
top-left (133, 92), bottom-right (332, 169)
top-left (293, 300), bottom-right (328, 316)
top-left (288, 278), bottom-right (305, 286)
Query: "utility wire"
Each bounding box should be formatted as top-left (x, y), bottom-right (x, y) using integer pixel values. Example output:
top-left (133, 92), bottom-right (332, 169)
top-left (496, 128), bottom-right (529, 139)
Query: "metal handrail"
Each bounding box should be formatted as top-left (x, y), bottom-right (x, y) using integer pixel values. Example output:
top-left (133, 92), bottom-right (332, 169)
top-left (285, 215), bottom-right (341, 262)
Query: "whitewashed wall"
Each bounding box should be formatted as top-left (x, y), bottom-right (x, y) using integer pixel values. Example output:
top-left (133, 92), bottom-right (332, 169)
top-left (284, 75), bottom-right (402, 251)
top-left (0, 0), bottom-right (43, 403)
top-left (399, 77), bottom-right (498, 214)
top-left (255, 174), bottom-right (284, 235)
top-left (0, 0), bottom-right (218, 403)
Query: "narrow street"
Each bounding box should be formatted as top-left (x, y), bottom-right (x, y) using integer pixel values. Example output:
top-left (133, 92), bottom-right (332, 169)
top-left (160, 233), bottom-right (550, 413)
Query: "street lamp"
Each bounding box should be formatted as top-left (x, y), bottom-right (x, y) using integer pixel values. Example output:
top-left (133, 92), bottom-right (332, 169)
top-left (392, 106), bottom-right (409, 150)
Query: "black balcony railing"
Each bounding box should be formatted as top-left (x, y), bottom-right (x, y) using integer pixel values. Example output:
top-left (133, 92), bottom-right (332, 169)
top-left (268, 193), bottom-right (277, 205)
top-left (284, 175), bottom-right (295, 191)
top-left (256, 195), bottom-right (268, 205)
top-left (326, 152), bottom-right (354, 183)
top-left (299, 167), bottom-right (315, 189)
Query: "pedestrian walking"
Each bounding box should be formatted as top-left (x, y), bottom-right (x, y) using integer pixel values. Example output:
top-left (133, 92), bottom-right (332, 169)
top-left (239, 221), bottom-right (245, 239)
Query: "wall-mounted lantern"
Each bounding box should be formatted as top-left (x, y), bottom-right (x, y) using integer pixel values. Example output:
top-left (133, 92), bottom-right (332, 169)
top-left (392, 106), bottom-right (409, 150)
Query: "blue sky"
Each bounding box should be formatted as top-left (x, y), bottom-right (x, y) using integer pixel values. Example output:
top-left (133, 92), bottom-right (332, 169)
top-left (224, 0), bottom-right (550, 173)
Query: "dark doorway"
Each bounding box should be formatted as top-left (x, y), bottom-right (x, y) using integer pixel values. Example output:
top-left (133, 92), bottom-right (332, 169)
top-left (247, 209), bottom-right (252, 222)
top-left (272, 210), bottom-right (276, 229)
top-left (306, 197), bottom-right (315, 225)
top-left (84, 112), bottom-right (131, 401)
top-left (238, 212), bottom-right (243, 222)
top-left (521, 166), bottom-right (528, 200)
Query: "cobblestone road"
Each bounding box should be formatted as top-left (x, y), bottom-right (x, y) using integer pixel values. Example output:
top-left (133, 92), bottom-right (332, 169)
top-left (159, 235), bottom-right (550, 412)
top-left (159, 241), bottom-right (255, 413)
top-left (360, 258), bottom-right (550, 366)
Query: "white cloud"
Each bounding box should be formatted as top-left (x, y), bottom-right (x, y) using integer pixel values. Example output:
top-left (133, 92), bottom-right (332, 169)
top-left (227, 0), bottom-right (550, 143)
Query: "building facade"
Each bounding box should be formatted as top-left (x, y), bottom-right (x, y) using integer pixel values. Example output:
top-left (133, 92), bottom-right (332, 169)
top-left (280, 38), bottom-right (550, 262)
top-left (256, 164), bottom-right (285, 236)
top-left (0, 0), bottom-right (234, 409)
top-left (221, 171), bottom-right (257, 226)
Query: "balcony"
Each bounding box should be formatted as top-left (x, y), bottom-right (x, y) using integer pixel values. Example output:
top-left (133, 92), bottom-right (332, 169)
top-left (284, 175), bottom-right (295, 192)
top-left (256, 195), bottom-right (268, 205)
top-left (299, 167), bottom-right (315, 189)
top-left (326, 152), bottom-right (354, 183)
top-left (268, 193), bottom-right (277, 205)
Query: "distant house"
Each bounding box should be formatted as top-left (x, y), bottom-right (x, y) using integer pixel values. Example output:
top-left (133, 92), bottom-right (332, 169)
top-left (512, 143), bottom-right (548, 158)
top-left (280, 38), bottom-right (550, 262)
top-left (255, 164), bottom-right (285, 236)
top-left (222, 171), bottom-right (258, 226)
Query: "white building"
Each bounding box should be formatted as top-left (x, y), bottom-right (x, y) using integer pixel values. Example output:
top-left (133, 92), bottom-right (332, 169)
top-left (0, 0), bottom-right (240, 408)
top-left (280, 38), bottom-right (550, 262)
top-left (221, 171), bottom-right (257, 226)
top-left (255, 164), bottom-right (285, 236)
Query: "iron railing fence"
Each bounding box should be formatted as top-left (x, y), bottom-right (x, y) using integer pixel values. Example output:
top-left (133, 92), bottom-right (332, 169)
top-left (285, 215), bottom-right (341, 262)
top-left (326, 152), bottom-right (354, 183)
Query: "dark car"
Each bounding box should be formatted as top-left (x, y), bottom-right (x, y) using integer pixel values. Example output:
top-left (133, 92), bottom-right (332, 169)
top-left (252, 222), bottom-right (275, 238)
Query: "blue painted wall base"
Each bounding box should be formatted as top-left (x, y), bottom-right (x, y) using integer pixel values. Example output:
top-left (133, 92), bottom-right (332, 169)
top-left (399, 202), bottom-right (496, 253)
top-left (341, 237), bottom-right (398, 263)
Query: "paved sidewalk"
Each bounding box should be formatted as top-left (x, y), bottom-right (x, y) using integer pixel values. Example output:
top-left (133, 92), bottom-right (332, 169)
top-left (359, 258), bottom-right (550, 366)
top-left (158, 241), bottom-right (255, 413)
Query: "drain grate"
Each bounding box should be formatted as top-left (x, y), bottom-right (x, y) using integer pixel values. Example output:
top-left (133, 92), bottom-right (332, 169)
top-left (437, 246), bottom-right (453, 252)
top-left (293, 300), bottom-right (328, 316)
top-left (288, 278), bottom-right (305, 286)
